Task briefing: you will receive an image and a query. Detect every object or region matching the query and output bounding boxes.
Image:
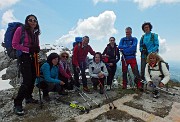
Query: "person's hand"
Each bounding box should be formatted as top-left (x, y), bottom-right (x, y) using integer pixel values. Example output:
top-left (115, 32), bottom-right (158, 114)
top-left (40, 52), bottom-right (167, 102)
top-left (149, 81), bottom-right (153, 84)
top-left (98, 72), bottom-right (104, 78)
top-left (109, 63), bottom-right (113, 66)
top-left (148, 81), bottom-right (153, 87)
top-left (159, 82), bottom-right (164, 87)
top-left (29, 46), bottom-right (40, 53)
top-left (60, 81), bottom-right (65, 85)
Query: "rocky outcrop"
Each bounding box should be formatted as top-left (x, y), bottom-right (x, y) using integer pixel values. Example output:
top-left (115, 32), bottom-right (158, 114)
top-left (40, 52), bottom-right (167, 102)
top-left (0, 50), bottom-right (48, 85)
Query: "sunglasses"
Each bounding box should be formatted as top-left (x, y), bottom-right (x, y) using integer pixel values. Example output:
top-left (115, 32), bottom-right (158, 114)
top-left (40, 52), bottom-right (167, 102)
top-left (62, 55), bottom-right (68, 58)
top-left (110, 40), bottom-right (115, 42)
top-left (28, 19), bottom-right (38, 23)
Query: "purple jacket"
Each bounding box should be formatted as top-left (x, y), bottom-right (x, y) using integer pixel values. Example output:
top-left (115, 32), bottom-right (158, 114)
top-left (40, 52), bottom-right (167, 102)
top-left (12, 27), bottom-right (39, 53)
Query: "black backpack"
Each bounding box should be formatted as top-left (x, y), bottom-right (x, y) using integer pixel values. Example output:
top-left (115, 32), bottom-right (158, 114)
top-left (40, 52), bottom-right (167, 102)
top-left (148, 61), bottom-right (169, 79)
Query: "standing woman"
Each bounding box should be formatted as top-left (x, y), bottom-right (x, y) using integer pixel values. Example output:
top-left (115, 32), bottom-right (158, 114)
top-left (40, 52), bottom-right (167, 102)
top-left (12, 14), bottom-right (40, 115)
top-left (102, 37), bottom-right (120, 90)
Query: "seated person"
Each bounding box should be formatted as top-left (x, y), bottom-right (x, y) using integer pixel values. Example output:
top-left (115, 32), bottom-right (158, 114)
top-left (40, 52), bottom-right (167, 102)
top-left (36, 53), bottom-right (68, 101)
top-left (59, 51), bottom-right (74, 90)
top-left (145, 52), bottom-right (170, 98)
top-left (89, 52), bottom-right (108, 94)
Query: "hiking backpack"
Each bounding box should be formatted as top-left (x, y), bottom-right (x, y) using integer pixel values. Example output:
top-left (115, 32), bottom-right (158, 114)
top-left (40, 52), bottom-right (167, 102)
top-left (3, 22), bottom-right (25, 59)
top-left (140, 33), bottom-right (155, 45)
top-left (140, 33), bottom-right (159, 54)
top-left (159, 61), bottom-right (169, 79)
top-left (73, 37), bottom-right (83, 49)
top-left (148, 61), bottom-right (169, 79)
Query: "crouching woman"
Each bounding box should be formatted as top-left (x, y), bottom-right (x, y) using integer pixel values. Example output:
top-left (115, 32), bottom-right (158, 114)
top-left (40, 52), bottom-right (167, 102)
top-left (59, 51), bottom-right (74, 90)
top-left (89, 52), bottom-right (108, 94)
top-left (145, 52), bottom-right (170, 98)
top-left (36, 53), bottom-right (68, 101)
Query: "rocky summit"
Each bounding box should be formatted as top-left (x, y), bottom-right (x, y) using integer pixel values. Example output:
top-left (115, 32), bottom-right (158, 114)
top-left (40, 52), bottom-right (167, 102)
top-left (0, 49), bottom-right (180, 122)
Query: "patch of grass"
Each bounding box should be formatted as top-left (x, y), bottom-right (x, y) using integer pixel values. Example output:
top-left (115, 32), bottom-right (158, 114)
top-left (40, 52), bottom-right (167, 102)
top-left (86, 109), bottom-right (145, 122)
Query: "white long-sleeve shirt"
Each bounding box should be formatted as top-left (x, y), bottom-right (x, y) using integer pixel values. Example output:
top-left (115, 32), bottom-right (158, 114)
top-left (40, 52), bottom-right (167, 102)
top-left (89, 61), bottom-right (108, 78)
top-left (145, 62), bottom-right (170, 85)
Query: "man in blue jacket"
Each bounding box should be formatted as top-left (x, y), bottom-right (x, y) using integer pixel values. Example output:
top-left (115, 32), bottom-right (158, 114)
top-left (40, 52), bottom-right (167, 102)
top-left (139, 22), bottom-right (159, 81)
top-left (118, 27), bottom-right (142, 89)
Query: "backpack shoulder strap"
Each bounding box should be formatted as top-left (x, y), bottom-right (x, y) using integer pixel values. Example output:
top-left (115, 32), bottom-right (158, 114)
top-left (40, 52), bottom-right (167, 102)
top-left (140, 34), bottom-right (145, 47)
top-left (91, 67), bottom-right (94, 72)
top-left (20, 25), bottom-right (25, 44)
top-left (148, 65), bottom-right (151, 75)
top-left (101, 66), bottom-right (104, 72)
top-left (151, 33), bottom-right (155, 46)
top-left (159, 61), bottom-right (164, 77)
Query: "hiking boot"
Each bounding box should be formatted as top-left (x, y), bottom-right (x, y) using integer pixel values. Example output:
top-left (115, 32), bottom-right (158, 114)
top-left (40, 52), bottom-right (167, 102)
top-left (106, 85), bottom-right (111, 91)
top-left (25, 98), bottom-right (38, 104)
top-left (152, 90), bottom-right (160, 98)
top-left (83, 86), bottom-right (90, 93)
top-left (99, 87), bottom-right (104, 94)
top-left (14, 106), bottom-right (24, 116)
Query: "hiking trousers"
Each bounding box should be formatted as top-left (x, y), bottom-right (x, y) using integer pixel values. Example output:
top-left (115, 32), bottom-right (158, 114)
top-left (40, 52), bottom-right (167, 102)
top-left (122, 58), bottom-right (142, 88)
top-left (14, 53), bottom-right (36, 106)
top-left (107, 64), bottom-right (117, 86)
top-left (73, 61), bottom-right (87, 87)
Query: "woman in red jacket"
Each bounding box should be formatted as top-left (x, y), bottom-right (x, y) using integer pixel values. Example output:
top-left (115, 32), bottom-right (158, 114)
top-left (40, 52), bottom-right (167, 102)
top-left (59, 51), bottom-right (74, 90)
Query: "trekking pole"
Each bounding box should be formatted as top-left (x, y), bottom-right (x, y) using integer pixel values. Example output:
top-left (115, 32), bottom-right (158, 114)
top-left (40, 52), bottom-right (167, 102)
top-left (74, 85), bottom-right (92, 108)
top-left (78, 92), bottom-right (92, 109)
top-left (153, 84), bottom-right (180, 97)
top-left (34, 53), bottom-right (43, 109)
top-left (81, 92), bottom-right (100, 107)
top-left (141, 80), bottom-right (180, 97)
top-left (98, 80), bottom-right (117, 109)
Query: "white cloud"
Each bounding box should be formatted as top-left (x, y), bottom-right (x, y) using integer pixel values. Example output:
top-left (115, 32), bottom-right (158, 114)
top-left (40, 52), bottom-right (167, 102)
top-left (0, 29), bottom-right (5, 52)
top-left (56, 11), bottom-right (117, 48)
top-left (1, 9), bottom-right (18, 26)
top-left (0, 0), bottom-right (20, 10)
top-left (158, 36), bottom-right (170, 54)
top-left (0, 29), bottom-right (5, 43)
top-left (133, 0), bottom-right (180, 10)
top-left (93, 0), bottom-right (117, 5)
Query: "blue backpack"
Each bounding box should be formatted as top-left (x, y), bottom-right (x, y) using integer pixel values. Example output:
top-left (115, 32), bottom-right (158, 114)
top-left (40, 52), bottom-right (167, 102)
top-left (3, 22), bottom-right (25, 59)
top-left (72, 37), bottom-right (83, 49)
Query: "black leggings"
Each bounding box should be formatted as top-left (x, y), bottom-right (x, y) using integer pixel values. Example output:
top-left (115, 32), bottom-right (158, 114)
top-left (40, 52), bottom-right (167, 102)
top-left (14, 53), bottom-right (36, 106)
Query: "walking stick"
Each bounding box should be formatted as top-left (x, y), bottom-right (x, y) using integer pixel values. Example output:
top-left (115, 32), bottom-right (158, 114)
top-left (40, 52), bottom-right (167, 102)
top-left (98, 80), bottom-right (117, 109)
top-left (34, 53), bottom-right (43, 109)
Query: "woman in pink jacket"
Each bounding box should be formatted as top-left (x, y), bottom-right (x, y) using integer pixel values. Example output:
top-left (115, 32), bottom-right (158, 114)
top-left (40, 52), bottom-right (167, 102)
top-left (59, 51), bottom-right (74, 90)
top-left (12, 14), bottom-right (40, 116)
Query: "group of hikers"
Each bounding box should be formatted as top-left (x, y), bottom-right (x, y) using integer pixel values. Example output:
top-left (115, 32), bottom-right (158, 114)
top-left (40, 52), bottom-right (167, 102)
top-left (10, 14), bottom-right (170, 116)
